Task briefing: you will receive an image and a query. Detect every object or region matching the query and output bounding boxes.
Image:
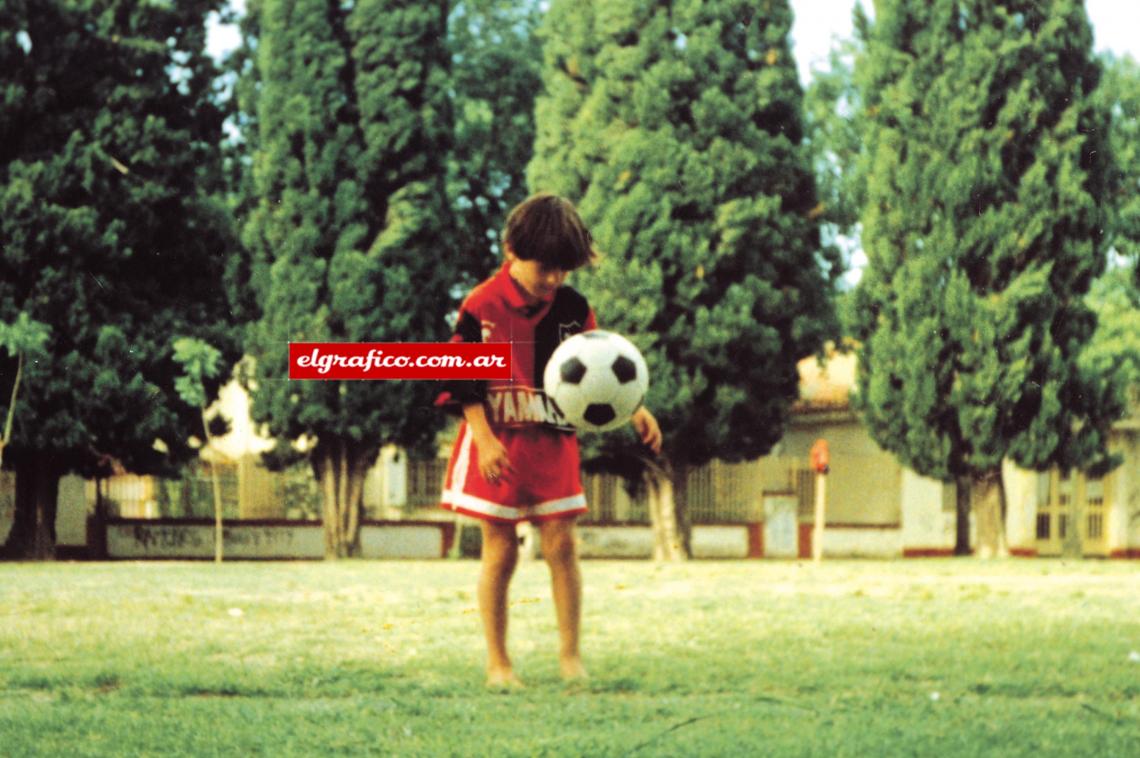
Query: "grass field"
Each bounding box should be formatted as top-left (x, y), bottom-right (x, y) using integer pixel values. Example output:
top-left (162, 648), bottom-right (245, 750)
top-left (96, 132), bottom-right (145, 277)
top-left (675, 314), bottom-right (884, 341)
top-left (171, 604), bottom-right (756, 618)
top-left (1, 558), bottom-right (1138, 757)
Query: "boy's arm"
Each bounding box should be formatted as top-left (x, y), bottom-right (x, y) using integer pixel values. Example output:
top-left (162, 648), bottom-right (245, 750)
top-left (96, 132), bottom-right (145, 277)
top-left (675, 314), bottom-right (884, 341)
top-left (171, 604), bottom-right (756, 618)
top-left (463, 402), bottom-right (513, 482)
top-left (434, 307), bottom-right (487, 413)
top-left (631, 406), bottom-right (662, 455)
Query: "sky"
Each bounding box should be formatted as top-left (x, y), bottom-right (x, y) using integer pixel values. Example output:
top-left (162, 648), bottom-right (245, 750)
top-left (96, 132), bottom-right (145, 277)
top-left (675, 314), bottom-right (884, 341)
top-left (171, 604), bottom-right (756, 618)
top-left (789, 0), bottom-right (1140, 85)
top-left (209, 0), bottom-right (1140, 87)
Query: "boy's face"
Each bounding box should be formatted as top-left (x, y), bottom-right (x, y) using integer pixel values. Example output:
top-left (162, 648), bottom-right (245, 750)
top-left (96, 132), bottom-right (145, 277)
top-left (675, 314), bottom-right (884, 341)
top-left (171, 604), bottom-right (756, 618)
top-left (506, 248), bottom-right (568, 303)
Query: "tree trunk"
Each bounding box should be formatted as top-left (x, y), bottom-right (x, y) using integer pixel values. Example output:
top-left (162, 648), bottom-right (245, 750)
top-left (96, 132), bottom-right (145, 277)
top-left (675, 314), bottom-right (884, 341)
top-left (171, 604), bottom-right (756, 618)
top-left (1, 456), bottom-right (60, 560)
top-left (644, 459), bottom-right (690, 561)
top-left (87, 478), bottom-right (108, 560)
top-left (1061, 477), bottom-right (1084, 559)
top-left (646, 472), bottom-right (676, 561)
top-left (954, 475), bottom-right (971, 555)
top-left (671, 463), bottom-right (692, 559)
top-left (201, 410), bottom-right (225, 563)
top-left (315, 440), bottom-right (376, 559)
top-left (972, 469), bottom-right (1009, 559)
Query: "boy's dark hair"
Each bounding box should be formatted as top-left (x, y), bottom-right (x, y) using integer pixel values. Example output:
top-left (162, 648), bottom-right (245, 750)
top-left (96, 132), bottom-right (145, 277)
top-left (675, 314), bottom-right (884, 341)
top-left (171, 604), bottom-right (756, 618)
top-left (503, 193), bottom-right (598, 271)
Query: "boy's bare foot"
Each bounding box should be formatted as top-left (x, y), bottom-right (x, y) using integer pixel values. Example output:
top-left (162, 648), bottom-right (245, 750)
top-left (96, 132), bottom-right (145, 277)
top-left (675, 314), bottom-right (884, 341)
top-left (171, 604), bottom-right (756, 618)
top-left (486, 668), bottom-right (525, 690)
top-left (559, 657), bottom-right (589, 683)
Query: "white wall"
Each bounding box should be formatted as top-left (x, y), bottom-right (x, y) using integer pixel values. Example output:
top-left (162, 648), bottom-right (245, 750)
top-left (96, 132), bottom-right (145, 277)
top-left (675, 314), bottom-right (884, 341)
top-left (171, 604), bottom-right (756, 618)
top-left (821, 527), bottom-right (901, 558)
top-left (0, 471), bottom-right (13, 544)
top-left (359, 523), bottom-right (442, 559)
top-left (56, 475), bottom-right (87, 547)
top-left (690, 526), bottom-right (750, 559)
top-left (1118, 433), bottom-right (1140, 551)
top-left (1002, 462), bottom-right (1038, 551)
top-left (577, 525), bottom-right (755, 559)
top-left (0, 473), bottom-right (88, 548)
top-left (763, 494), bottom-right (798, 558)
top-left (107, 522), bottom-right (326, 559)
top-left (900, 469), bottom-right (948, 551)
top-left (577, 526), bottom-right (654, 559)
top-left (105, 521), bottom-right (449, 560)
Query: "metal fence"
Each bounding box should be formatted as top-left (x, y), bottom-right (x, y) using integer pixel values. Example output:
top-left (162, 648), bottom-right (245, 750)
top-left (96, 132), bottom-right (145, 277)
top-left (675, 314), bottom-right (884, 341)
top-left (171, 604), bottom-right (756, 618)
top-left (406, 459), bottom-right (449, 510)
top-left (685, 460), bottom-right (766, 524)
top-left (404, 457), bottom-right (770, 525)
top-left (0, 455), bottom-right (787, 527)
top-left (94, 465), bottom-right (241, 519)
top-left (91, 461), bottom-right (323, 521)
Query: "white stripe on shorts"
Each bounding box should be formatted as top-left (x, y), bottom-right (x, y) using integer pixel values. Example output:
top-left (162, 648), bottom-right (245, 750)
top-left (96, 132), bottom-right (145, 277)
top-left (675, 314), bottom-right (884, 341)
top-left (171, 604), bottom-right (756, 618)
top-left (442, 489), bottom-right (587, 522)
top-left (450, 423), bottom-right (473, 491)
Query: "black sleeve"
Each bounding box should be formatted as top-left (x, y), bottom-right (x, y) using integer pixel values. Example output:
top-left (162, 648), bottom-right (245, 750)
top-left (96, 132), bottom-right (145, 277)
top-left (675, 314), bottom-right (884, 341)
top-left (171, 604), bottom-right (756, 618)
top-left (434, 309), bottom-right (487, 412)
top-left (534, 287), bottom-right (592, 389)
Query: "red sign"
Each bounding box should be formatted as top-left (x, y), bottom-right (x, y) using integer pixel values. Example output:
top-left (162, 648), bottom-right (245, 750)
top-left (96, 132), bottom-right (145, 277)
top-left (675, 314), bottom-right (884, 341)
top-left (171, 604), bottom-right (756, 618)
top-left (288, 342), bottom-right (511, 381)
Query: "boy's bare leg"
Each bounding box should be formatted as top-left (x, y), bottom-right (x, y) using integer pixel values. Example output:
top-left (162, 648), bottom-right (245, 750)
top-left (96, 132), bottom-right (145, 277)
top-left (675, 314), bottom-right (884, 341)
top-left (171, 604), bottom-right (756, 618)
top-left (539, 517), bottom-right (588, 681)
top-left (479, 520), bottom-right (522, 687)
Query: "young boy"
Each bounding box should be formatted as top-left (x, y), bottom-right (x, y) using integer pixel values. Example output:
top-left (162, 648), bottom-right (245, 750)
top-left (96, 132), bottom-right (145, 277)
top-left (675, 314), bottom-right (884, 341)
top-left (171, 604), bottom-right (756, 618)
top-left (436, 193), bottom-right (661, 688)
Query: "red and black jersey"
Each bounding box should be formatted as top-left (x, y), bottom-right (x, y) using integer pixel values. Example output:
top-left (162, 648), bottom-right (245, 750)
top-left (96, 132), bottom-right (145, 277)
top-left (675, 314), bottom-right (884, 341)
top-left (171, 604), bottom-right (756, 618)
top-left (435, 262), bottom-right (596, 431)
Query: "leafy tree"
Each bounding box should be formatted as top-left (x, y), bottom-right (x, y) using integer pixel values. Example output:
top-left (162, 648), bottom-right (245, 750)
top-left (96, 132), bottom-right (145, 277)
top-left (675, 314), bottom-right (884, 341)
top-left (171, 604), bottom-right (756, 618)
top-left (1098, 54), bottom-right (1140, 282)
top-left (1082, 54), bottom-right (1140, 442)
top-left (230, 0), bottom-right (542, 307)
top-left (802, 5), bottom-right (872, 278)
top-left (850, 0), bottom-right (1118, 557)
top-left (804, 8), bottom-right (985, 552)
top-left (218, 0), bottom-right (266, 328)
top-left (0, 0), bottom-right (239, 559)
top-left (0, 315), bottom-right (51, 472)
top-left (448, 0), bottom-right (545, 285)
top-left (172, 337), bottom-right (226, 563)
top-left (530, 0), bottom-right (839, 558)
top-left (1082, 263), bottom-right (1140, 414)
top-left (244, 0), bottom-right (455, 558)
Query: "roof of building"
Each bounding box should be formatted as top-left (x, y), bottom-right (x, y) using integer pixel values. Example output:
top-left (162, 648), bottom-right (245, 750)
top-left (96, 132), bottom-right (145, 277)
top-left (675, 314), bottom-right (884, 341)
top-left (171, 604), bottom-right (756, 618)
top-left (792, 346), bottom-right (856, 415)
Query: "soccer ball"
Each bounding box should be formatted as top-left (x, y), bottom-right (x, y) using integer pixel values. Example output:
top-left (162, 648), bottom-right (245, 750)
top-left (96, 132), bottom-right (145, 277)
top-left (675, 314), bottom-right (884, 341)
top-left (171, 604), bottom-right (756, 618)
top-left (543, 330), bottom-right (649, 432)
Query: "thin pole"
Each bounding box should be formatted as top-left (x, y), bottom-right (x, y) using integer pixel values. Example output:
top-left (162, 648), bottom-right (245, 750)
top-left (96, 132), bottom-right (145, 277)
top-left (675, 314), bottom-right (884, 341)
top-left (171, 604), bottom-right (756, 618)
top-left (813, 472), bottom-right (826, 563)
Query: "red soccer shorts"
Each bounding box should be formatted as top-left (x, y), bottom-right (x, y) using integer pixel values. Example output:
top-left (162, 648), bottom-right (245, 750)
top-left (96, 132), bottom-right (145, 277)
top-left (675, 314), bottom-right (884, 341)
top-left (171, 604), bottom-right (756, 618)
top-left (440, 423), bottom-right (587, 524)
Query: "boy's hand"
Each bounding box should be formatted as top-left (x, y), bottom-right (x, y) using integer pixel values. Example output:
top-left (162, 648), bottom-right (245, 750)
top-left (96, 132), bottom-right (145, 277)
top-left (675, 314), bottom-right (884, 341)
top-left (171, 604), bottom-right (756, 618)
top-left (474, 430), bottom-right (513, 484)
top-left (463, 402), bottom-right (513, 484)
top-left (631, 407), bottom-right (662, 455)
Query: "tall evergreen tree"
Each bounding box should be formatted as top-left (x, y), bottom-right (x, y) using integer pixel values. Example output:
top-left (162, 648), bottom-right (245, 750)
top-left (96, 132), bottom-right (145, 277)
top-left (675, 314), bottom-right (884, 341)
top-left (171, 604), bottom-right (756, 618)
top-left (1082, 54), bottom-right (1140, 445)
top-left (803, 8), bottom-right (978, 553)
top-left (1098, 54), bottom-right (1140, 281)
top-left (803, 6), bottom-right (872, 273)
top-left (1082, 263), bottom-right (1140, 415)
top-left (244, 0), bottom-right (455, 558)
top-left (448, 0), bottom-right (544, 285)
top-left (850, 0), bottom-right (1118, 557)
top-left (530, 0), bottom-right (839, 558)
top-left (0, 0), bottom-right (238, 558)
top-left (218, 0), bottom-right (265, 328)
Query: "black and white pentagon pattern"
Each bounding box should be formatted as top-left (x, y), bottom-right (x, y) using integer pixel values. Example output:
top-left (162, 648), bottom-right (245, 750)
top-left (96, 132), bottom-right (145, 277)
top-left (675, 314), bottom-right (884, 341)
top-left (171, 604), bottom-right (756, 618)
top-left (560, 356), bottom-right (587, 384)
top-left (583, 403), bottom-right (617, 427)
top-left (543, 330), bottom-right (650, 432)
top-left (611, 354), bottom-right (637, 384)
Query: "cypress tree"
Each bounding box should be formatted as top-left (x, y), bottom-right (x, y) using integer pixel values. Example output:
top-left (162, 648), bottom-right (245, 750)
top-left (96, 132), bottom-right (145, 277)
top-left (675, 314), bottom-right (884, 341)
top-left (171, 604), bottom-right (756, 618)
top-left (1082, 54), bottom-right (1140, 450)
top-left (850, 0), bottom-right (1118, 557)
top-left (1098, 54), bottom-right (1140, 282)
top-left (802, 8), bottom-right (872, 266)
top-left (244, 0), bottom-right (454, 557)
top-left (530, 0), bottom-right (839, 558)
top-left (448, 0), bottom-right (545, 285)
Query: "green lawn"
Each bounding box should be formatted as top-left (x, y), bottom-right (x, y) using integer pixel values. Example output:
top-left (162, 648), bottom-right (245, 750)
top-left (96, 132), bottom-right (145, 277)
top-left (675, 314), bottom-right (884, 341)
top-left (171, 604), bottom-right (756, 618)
top-left (1, 558), bottom-right (1138, 757)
